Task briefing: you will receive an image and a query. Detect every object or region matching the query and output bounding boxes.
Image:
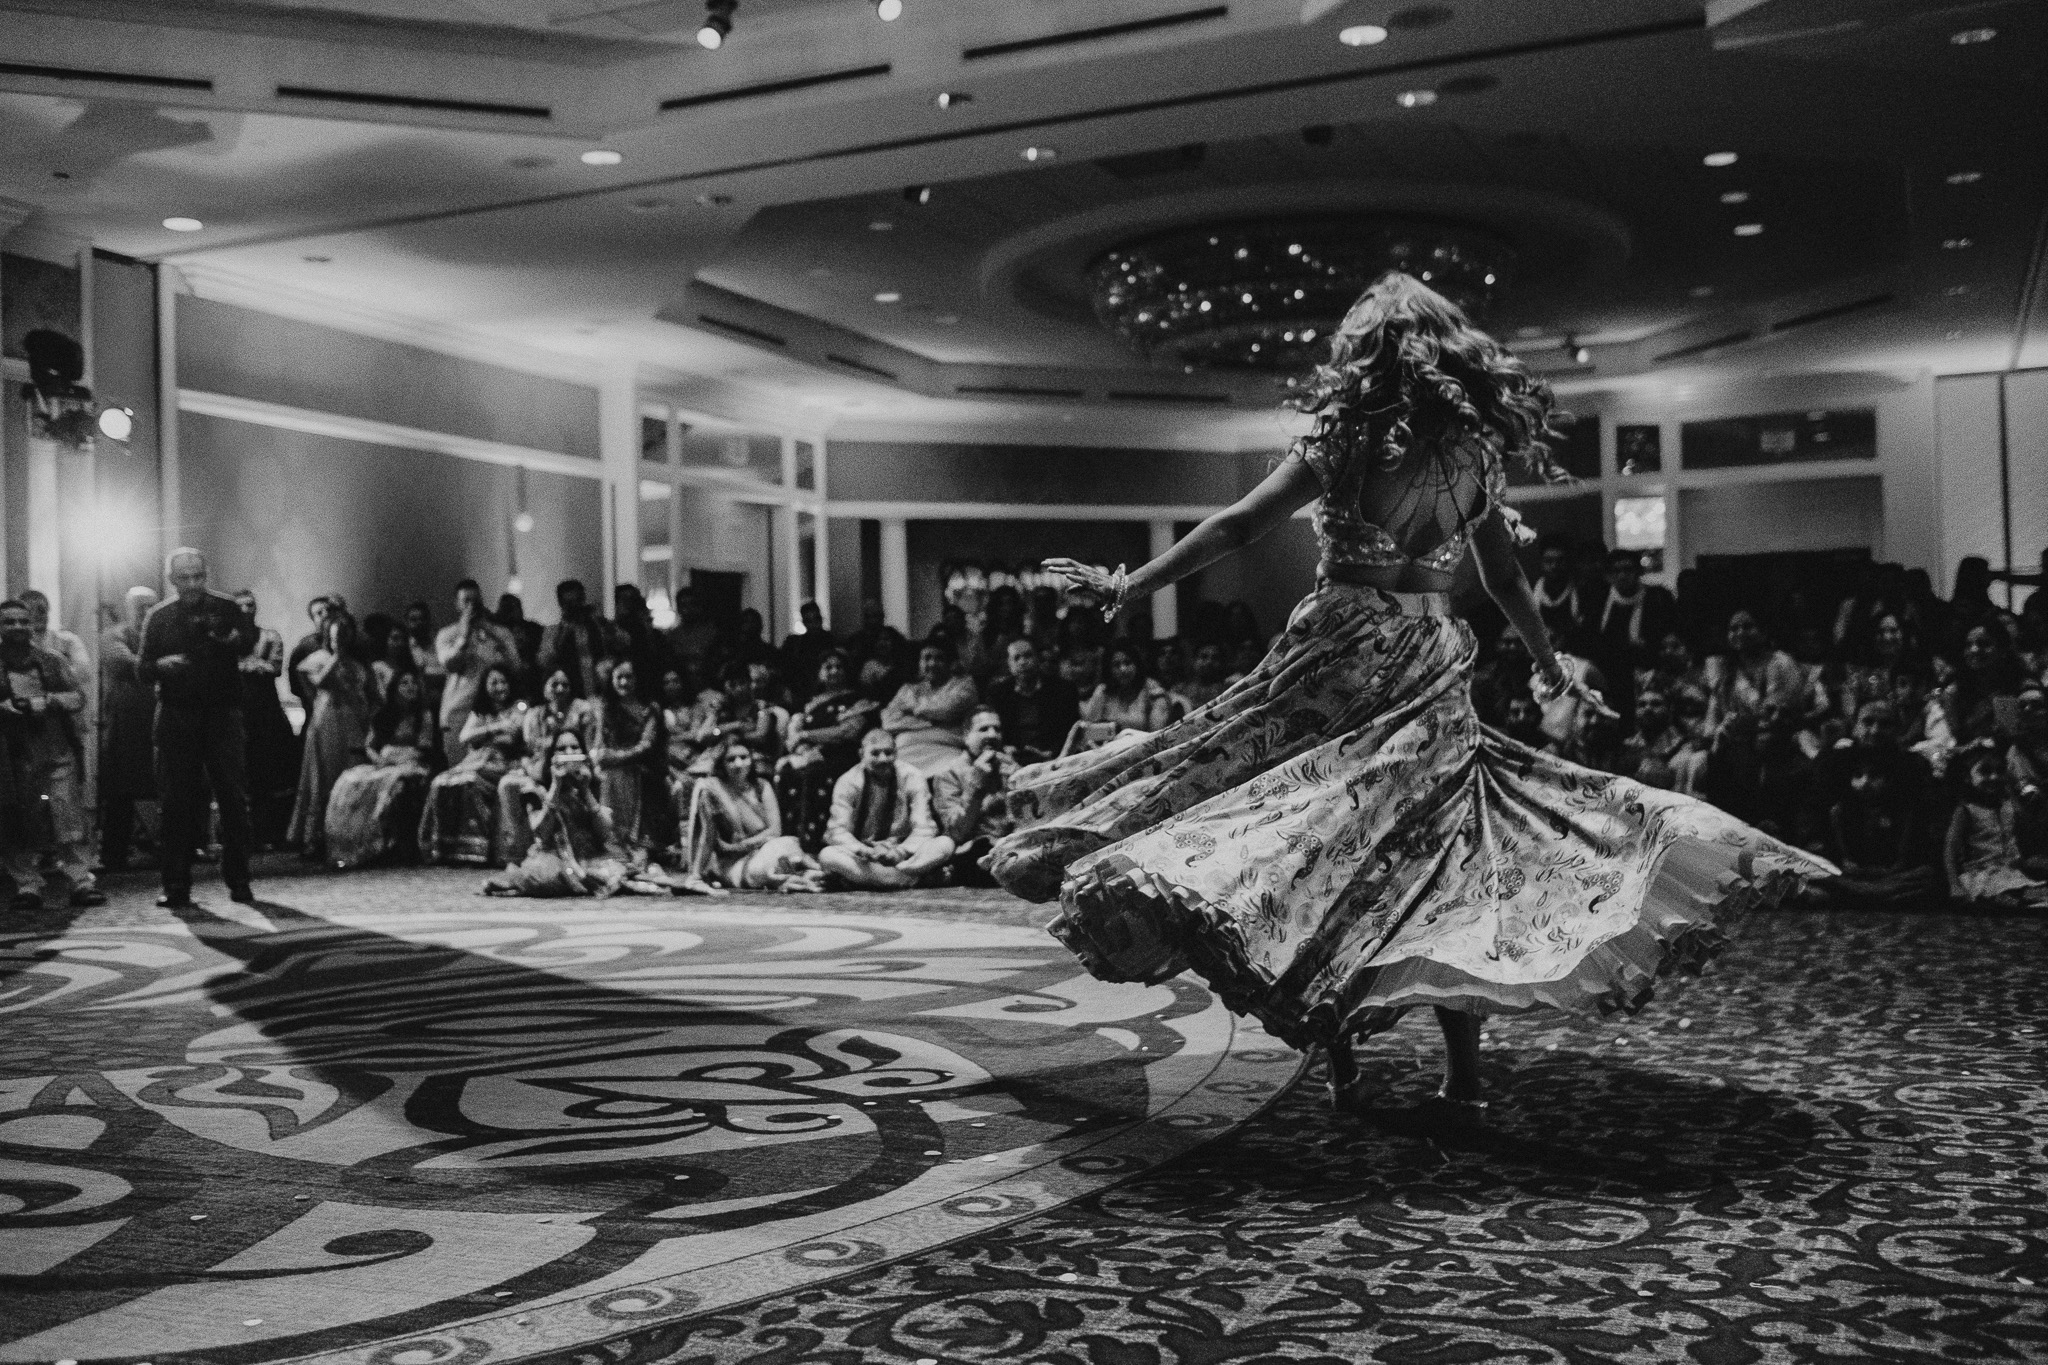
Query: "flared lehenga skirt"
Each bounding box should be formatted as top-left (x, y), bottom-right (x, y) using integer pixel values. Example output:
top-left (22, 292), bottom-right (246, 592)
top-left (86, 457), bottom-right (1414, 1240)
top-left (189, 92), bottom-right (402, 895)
top-left (988, 583), bottom-right (1835, 1052)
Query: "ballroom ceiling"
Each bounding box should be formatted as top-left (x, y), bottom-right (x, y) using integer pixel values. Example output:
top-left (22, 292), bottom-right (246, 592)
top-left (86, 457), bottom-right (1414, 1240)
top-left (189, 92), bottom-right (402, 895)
top-left (0, 0), bottom-right (2043, 439)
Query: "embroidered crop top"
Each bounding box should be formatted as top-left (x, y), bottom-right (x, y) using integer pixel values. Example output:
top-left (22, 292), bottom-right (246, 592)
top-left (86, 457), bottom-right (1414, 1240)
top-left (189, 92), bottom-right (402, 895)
top-left (1292, 428), bottom-right (1509, 576)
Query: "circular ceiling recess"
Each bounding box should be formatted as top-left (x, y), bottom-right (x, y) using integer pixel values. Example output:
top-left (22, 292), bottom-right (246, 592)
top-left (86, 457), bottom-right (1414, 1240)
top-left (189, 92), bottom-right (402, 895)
top-left (1087, 217), bottom-right (1515, 371)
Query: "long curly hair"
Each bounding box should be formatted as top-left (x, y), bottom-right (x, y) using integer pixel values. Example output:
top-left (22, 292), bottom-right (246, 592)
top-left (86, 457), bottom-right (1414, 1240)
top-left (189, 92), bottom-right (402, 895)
top-left (1287, 271), bottom-right (1569, 481)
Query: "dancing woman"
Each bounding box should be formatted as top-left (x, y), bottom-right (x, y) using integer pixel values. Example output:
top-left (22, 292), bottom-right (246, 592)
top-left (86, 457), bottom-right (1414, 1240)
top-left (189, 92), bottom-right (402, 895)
top-left (989, 273), bottom-right (1833, 1119)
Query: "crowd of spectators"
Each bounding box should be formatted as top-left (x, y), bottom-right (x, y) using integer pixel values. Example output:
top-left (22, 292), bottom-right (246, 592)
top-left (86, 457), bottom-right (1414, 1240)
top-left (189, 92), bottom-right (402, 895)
top-left (3, 541), bottom-right (2045, 910)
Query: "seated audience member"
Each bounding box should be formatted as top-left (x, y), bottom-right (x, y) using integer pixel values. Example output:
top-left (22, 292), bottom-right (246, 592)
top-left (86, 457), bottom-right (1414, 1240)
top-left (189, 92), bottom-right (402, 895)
top-left (2007, 687), bottom-right (2048, 858)
top-left (1945, 742), bottom-right (2048, 906)
top-left (976, 586), bottom-right (1028, 685)
top-left (1705, 610), bottom-right (1807, 732)
top-left (435, 579), bottom-right (522, 767)
top-left (1818, 744), bottom-right (1943, 906)
top-left (1151, 637), bottom-right (1191, 699)
top-left (984, 637), bottom-right (1079, 765)
top-left (664, 587), bottom-right (721, 685)
top-left (860, 634), bottom-right (910, 707)
top-left (422, 665), bottom-right (526, 865)
top-left (402, 600), bottom-right (446, 699)
top-left (611, 584), bottom-right (674, 694)
top-left (0, 598), bottom-right (99, 909)
top-left (749, 662), bottom-right (792, 746)
top-left (1538, 630), bottom-right (1610, 752)
top-left (1939, 624), bottom-right (2026, 746)
top-left (842, 598), bottom-right (906, 678)
top-left (778, 600), bottom-right (835, 703)
top-left (778, 650), bottom-right (878, 851)
top-left (371, 618), bottom-right (415, 703)
top-left (98, 586), bottom-right (159, 873)
top-left (1617, 689), bottom-right (1705, 793)
top-left (1640, 631), bottom-right (1712, 728)
top-left (594, 660), bottom-right (662, 852)
top-left (484, 731), bottom-right (674, 898)
top-left (730, 607), bottom-right (779, 670)
top-left (659, 666), bottom-right (704, 821)
top-left (881, 640), bottom-right (979, 773)
top-left (326, 669), bottom-right (439, 868)
top-left (497, 668), bottom-right (599, 867)
top-left (1069, 640), bottom-right (1175, 754)
top-left (692, 661), bottom-right (780, 759)
top-left (929, 707), bottom-right (1018, 885)
top-left (818, 729), bottom-right (954, 890)
top-left (686, 742), bottom-right (823, 892)
top-left (289, 614), bottom-right (373, 863)
top-left (1225, 639), bottom-right (1264, 685)
top-left (1177, 640), bottom-right (1233, 711)
top-left (1838, 611), bottom-right (1921, 723)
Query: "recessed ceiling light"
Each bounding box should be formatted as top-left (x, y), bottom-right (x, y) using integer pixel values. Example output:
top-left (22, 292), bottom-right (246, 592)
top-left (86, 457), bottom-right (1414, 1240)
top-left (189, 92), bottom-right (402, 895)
top-left (698, 0), bottom-right (735, 48)
top-left (1020, 145), bottom-right (1056, 162)
top-left (1395, 89), bottom-right (1437, 108)
top-left (934, 91), bottom-right (972, 109)
top-left (904, 185), bottom-right (932, 205)
top-left (1339, 24), bottom-right (1388, 46)
top-left (162, 216), bottom-right (203, 231)
top-left (1733, 223), bottom-right (1764, 236)
top-left (874, 0), bottom-right (902, 17)
top-left (1946, 170), bottom-right (1983, 185)
top-left (1942, 237), bottom-right (1974, 249)
top-left (1950, 26), bottom-right (1995, 44)
top-left (868, 219), bottom-right (894, 231)
top-left (580, 149), bottom-right (623, 166)
top-left (302, 254), bottom-right (332, 263)
top-left (1719, 190), bottom-right (1750, 204)
top-left (874, 291), bottom-right (902, 303)
top-left (1690, 285), bottom-right (1715, 297)
top-left (1702, 151), bottom-right (1738, 167)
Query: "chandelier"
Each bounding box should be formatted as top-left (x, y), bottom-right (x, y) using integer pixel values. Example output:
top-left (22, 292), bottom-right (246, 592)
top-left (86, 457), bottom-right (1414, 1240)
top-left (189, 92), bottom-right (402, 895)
top-left (1087, 217), bottom-right (1516, 372)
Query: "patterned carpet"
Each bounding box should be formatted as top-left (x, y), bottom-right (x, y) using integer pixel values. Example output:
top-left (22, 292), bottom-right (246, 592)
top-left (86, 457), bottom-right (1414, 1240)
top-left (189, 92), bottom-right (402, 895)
top-left (4, 863), bottom-right (2045, 1365)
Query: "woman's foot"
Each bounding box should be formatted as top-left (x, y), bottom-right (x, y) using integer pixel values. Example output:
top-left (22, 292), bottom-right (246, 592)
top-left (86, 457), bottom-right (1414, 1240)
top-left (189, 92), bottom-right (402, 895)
top-left (1324, 1040), bottom-right (1372, 1114)
top-left (1420, 1086), bottom-right (1489, 1132)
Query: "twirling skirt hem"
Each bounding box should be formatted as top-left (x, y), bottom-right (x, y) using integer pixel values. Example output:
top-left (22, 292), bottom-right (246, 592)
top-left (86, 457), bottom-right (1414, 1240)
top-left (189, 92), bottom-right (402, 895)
top-left (1048, 834), bottom-right (1806, 1052)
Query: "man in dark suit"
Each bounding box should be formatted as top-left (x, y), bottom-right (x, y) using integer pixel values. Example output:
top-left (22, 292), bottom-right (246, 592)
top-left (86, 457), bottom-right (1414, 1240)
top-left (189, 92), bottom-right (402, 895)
top-left (1590, 548), bottom-right (1677, 727)
top-left (983, 637), bottom-right (1079, 765)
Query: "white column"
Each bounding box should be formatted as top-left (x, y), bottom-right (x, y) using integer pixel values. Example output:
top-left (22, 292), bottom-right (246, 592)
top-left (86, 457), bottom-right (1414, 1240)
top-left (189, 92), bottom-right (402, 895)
top-left (879, 517), bottom-right (909, 633)
top-left (598, 374), bottom-right (639, 597)
top-left (157, 266), bottom-right (181, 574)
top-left (1148, 519), bottom-right (1178, 638)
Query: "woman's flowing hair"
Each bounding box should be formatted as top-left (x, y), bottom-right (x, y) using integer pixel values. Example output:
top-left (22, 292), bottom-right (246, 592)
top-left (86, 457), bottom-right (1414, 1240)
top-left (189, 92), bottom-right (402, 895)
top-left (1287, 271), bottom-right (1569, 481)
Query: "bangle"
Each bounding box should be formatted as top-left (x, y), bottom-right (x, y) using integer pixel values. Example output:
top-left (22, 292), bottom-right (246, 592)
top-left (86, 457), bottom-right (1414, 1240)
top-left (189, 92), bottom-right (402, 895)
top-left (1530, 666), bottom-right (1572, 703)
top-left (1101, 564), bottom-right (1130, 623)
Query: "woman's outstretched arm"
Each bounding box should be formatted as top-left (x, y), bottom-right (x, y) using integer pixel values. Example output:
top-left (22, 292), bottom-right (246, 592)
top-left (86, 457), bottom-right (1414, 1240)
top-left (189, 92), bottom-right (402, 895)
top-left (1470, 508), bottom-right (1566, 685)
top-left (1046, 457), bottom-right (1321, 607)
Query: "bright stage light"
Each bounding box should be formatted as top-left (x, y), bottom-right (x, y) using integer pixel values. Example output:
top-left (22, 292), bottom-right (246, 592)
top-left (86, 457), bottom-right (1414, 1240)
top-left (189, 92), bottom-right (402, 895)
top-left (97, 407), bottom-right (134, 441)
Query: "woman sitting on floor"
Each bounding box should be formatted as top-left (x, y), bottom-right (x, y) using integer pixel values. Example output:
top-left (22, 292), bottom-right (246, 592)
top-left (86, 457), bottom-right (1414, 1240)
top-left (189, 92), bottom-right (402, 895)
top-left (420, 664), bottom-right (524, 865)
top-left (326, 668), bottom-right (440, 868)
top-left (686, 741), bottom-right (824, 892)
top-left (1065, 639), bottom-right (1176, 754)
top-left (484, 730), bottom-right (674, 898)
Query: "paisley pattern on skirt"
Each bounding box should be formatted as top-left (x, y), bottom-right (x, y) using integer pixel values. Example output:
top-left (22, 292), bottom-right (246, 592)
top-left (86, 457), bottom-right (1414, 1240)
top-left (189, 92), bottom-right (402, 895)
top-left (989, 583), bottom-right (1836, 1050)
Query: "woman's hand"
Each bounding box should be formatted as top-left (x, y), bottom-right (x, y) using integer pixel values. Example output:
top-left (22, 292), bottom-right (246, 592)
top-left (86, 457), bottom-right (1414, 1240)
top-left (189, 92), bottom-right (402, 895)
top-left (1042, 558), bottom-right (1119, 612)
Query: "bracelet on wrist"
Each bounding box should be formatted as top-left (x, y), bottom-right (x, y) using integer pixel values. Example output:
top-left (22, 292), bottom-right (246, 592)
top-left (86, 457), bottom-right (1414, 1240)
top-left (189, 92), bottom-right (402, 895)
top-left (1101, 564), bottom-right (1130, 623)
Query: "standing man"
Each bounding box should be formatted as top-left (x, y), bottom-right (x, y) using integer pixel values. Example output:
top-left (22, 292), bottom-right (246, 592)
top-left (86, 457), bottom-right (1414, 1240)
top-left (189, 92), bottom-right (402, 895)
top-left (778, 600), bottom-right (835, 703)
top-left (539, 579), bottom-right (616, 700)
top-left (137, 548), bottom-right (258, 907)
top-left (435, 579), bottom-right (521, 767)
top-left (287, 596), bottom-right (333, 713)
top-left (1590, 548), bottom-right (1677, 729)
top-left (928, 707), bottom-right (1017, 886)
top-left (0, 599), bottom-right (101, 909)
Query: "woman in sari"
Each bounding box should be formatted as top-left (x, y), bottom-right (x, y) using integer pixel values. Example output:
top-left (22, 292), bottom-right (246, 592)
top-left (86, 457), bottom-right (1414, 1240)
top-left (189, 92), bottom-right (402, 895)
top-left (1066, 640), bottom-right (1177, 754)
top-left (594, 659), bottom-right (662, 851)
top-left (776, 650), bottom-right (877, 851)
top-left (326, 668), bottom-right (439, 868)
top-left (288, 614), bottom-right (373, 862)
top-left (991, 272), bottom-right (1831, 1123)
top-left (420, 664), bottom-right (524, 865)
top-left (484, 730), bottom-right (671, 898)
top-left (687, 741), bottom-right (823, 891)
top-left (497, 668), bottom-right (599, 866)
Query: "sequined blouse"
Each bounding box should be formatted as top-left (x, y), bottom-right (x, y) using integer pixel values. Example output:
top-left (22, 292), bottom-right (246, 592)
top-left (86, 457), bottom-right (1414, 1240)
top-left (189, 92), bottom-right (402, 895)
top-left (1293, 429), bottom-right (1508, 576)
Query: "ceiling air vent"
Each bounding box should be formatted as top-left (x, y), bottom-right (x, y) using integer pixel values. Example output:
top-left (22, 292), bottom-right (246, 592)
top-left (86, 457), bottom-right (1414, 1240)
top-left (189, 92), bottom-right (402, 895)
top-left (697, 315), bottom-right (788, 347)
top-left (0, 60), bottom-right (210, 91)
top-left (1652, 329), bottom-right (1755, 365)
top-left (827, 354), bottom-right (899, 382)
top-left (964, 5), bottom-right (1229, 61)
top-left (1768, 293), bottom-right (1895, 334)
top-left (1106, 390), bottom-right (1232, 405)
top-left (661, 64), bottom-right (891, 112)
top-left (276, 86), bottom-right (550, 118)
top-left (954, 384), bottom-right (1086, 400)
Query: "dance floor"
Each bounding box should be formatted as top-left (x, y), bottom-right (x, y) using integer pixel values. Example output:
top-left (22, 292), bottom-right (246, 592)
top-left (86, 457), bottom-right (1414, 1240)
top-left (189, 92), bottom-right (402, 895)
top-left (2, 864), bottom-right (2043, 1365)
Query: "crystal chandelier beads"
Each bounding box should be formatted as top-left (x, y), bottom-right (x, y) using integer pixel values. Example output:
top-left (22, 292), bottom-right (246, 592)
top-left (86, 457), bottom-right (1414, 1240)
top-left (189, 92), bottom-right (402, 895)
top-left (1087, 217), bottom-right (1515, 371)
